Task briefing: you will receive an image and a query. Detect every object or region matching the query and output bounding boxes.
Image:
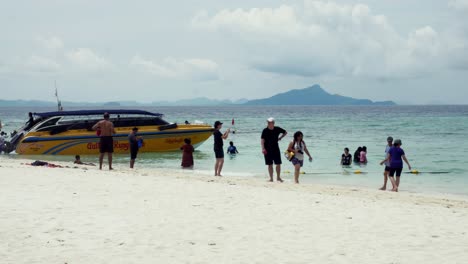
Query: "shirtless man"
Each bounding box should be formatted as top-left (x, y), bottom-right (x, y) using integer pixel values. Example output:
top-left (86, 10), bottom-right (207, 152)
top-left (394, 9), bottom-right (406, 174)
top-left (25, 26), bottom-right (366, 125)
top-left (92, 112), bottom-right (116, 170)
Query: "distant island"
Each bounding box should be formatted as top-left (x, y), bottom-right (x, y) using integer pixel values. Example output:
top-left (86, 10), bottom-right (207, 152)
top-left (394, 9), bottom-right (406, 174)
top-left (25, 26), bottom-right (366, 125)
top-left (0, 84), bottom-right (395, 107)
top-left (244, 85), bottom-right (395, 106)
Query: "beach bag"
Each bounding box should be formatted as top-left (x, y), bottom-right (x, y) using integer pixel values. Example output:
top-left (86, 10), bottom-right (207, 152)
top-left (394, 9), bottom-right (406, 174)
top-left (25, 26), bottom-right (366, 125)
top-left (284, 151), bottom-right (295, 161)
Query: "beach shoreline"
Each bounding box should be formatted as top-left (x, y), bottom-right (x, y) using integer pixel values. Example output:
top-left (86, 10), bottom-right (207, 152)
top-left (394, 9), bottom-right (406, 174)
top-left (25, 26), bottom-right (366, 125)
top-left (1, 156), bottom-right (467, 263)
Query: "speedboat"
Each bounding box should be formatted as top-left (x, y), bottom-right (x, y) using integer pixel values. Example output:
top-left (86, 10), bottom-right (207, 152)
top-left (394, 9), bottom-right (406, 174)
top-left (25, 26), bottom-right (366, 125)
top-left (5, 109), bottom-right (214, 155)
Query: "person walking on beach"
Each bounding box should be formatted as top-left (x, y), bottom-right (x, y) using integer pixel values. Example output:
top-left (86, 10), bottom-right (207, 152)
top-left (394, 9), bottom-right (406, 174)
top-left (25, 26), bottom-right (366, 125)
top-left (287, 131), bottom-right (313, 184)
top-left (181, 138), bottom-right (194, 168)
top-left (92, 112), bottom-right (116, 170)
top-left (380, 139), bottom-right (411, 192)
top-left (379, 136), bottom-right (393, 190)
top-left (213, 120), bottom-right (230, 176)
top-left (261, 117), bottom-right (287, 182)
top-left (340, 147), bottom-right (352, 166)
top-left (128, 127), bottom-right (140, 169)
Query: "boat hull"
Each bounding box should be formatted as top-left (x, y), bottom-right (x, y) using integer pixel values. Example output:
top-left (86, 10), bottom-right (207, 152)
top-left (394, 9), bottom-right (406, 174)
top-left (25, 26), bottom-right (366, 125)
top-left (15, 125), bottom-right (213, 155)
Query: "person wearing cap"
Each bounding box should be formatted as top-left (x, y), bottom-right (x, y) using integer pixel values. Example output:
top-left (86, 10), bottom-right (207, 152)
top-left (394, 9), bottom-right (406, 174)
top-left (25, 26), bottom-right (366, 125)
top-left (261, 117), bottom-right (287, 182)
top-left (213, 120), bottom-right (230, 176)
top-left (128, 127), bottom-right (140, 169)
top-left (380, 139), bottom-right (411, 192)
top-left (92, 112), bottom-right (116, 170)
top-left (379, 136), bottom-right (394, 190)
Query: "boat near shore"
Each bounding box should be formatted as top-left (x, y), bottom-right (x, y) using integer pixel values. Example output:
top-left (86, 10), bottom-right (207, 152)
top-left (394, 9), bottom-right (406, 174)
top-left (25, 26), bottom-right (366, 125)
top-left (5, 109), bottom-right (214, 155)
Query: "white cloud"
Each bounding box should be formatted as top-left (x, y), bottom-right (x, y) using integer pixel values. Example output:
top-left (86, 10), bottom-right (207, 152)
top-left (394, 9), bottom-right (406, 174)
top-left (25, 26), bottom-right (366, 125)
top-left (449, 0), bottom-right (468, 10)
top-left (192, 0), bottom-right (461, 80)
top-left (66, 48), bottom-right (113, 71)
top-left (130, 55), bottom-right (219, 81)
top-left (37, 36), bottom-right (64, 51)
top-left (24, 55), bottom-right (61, 73)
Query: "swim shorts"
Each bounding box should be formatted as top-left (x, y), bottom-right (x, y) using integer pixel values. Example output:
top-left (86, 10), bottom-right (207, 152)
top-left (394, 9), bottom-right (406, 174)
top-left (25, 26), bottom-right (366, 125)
top-left (214, 148), bottom-right (224, 159)
top-left (130, 144), bottom-right (138, 159)
top-left (389, 167), bottom-right (402, 177)
top-left (384, 166), bottom-right (391, 172)
top-left (264, 149), bottom-right (282, 165)
top-left (291, 157), bottom-right (304, 167)
top-left (99, 136), bottom-right (114, 153)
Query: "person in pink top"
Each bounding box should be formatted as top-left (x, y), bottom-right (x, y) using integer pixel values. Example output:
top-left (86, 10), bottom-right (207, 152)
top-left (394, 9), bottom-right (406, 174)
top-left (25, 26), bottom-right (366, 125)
top-left (360, 146), bottom-right (367, 163)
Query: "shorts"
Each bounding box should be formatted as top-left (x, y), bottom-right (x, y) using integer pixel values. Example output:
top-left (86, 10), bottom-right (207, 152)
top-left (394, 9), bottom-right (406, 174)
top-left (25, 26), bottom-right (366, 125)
top-left (291, 157), bottom-right (303, 167)
top-left (214, 148), bottom-right (224, 159)
top-left (99, 136), bottom-right (114, 153)
top-left (389, 168), bottom-right (402, 177)
top-left (130, 145), bottom-right (138, 160)
top-left (384, 166), bottom-right (391, 172)
top-left (264, 149), bottom-right (282, 165)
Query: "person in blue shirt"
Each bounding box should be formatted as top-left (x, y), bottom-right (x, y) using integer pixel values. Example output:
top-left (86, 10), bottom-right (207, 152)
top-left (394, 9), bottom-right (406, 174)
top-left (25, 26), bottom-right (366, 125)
top-left (227, 141), bottom-right (239, 155)
top-left (380, 139), bottom-right (411, 192)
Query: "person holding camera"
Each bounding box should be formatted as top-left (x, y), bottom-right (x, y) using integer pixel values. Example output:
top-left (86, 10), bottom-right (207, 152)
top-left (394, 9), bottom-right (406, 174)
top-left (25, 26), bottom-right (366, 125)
top-left (287, 131), bottom-right (313, 184)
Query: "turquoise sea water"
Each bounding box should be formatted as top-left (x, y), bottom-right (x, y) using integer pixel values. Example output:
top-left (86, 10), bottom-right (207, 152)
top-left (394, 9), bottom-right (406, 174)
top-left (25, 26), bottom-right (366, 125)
top-left (1, 105), bottom-right (467, 196)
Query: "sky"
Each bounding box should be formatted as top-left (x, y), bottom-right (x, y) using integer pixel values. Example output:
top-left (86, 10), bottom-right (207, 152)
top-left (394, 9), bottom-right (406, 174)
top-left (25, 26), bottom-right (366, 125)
top-left (0, 0), bottom-right (467, 104)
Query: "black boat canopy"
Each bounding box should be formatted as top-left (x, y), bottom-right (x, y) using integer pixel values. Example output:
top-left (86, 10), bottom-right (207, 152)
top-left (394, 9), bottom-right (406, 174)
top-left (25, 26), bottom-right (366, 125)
top-left (34, 109), bottom-right (163, 118)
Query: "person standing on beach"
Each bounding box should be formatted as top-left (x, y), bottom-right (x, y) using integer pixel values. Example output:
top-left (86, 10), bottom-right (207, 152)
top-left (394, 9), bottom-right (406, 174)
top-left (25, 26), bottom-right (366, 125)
top-left (128, 127), bottom-right (140, 169)
top-left (287, 131), bottom-right (313, 184)
top-left (213, 120), bottom-right (230, 176)
top-left (379, 136), bottom-right (393, 190)
top-left (92, 112), bottom-right (116, 170)
top-left (181, 138), bottom-right (194, 168)
top-left (261, 117), bottom-right (287, 182)
top-left (380, 139), bottom-right (411, 192)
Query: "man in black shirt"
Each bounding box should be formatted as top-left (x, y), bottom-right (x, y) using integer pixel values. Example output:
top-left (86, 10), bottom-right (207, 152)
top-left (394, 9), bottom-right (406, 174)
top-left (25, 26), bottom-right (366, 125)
top-left (261, 117), bottom-right (287, 182)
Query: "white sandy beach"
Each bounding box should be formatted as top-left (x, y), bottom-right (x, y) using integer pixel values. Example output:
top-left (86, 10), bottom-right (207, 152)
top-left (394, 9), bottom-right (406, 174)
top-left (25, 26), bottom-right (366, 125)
top-left (1, 156), bottom-right (467, 264)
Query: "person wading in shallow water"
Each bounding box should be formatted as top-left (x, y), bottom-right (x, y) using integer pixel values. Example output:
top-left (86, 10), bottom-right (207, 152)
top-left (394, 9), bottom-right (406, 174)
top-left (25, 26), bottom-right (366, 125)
top-left (213, 120), bottom-right (230, 176)
top-left (92, 112), bottom-right (116, 170)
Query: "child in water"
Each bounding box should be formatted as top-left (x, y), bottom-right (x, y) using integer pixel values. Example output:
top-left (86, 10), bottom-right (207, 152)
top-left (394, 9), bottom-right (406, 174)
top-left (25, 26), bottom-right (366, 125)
top-left (180, 138), bottom-right (194, 168)
top-left (226, 141), bottom-right (239, 155)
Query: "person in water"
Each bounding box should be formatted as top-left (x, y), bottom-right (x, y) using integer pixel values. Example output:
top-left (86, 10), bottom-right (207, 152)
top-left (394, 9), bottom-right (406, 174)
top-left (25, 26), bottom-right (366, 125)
top-left (340, 147), bottom-right (352, 166)
top-left (261, 117), bottom-right (288, 182)
top-left (180, 138), bottom-right (194, 168)
top-left (213, 120), bottom-right (230, 176)
top-left (380, 139), bottom-right (411, 192)
top-left (360, 146), bottom-right (368, 164)
top-left (353, 146), bottom-right (362, 163)
top-left (74, 155), bottom-right (95, 166)
top-left (379, 136), bottom-right (393, 190)
top-left (287, 131), bottom-right (313, 184)
top-left (227, 141), bottom-right (239, 155)
top-left (92, 112), bottom-right (116, 170)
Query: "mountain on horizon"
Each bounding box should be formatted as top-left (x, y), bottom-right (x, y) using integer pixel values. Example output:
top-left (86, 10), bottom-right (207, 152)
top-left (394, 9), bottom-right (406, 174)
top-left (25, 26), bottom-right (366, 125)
top-left (0, 85), bottom-right (395, 107)
top-left (244, 85), bottom-right (396, 106)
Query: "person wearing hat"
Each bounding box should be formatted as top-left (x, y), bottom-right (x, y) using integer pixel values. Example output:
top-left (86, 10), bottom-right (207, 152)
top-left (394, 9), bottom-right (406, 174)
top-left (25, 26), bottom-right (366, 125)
top-left (380, 139), bottom-right (411, 192)
top-left (379, 136), bottom-right (394, 190)
top-left (213, 120), bottom-right (230, 176)
top-left (261, 117), bottom-right (287, 182)
top-left (92, 112), bottom-right (116, 170)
